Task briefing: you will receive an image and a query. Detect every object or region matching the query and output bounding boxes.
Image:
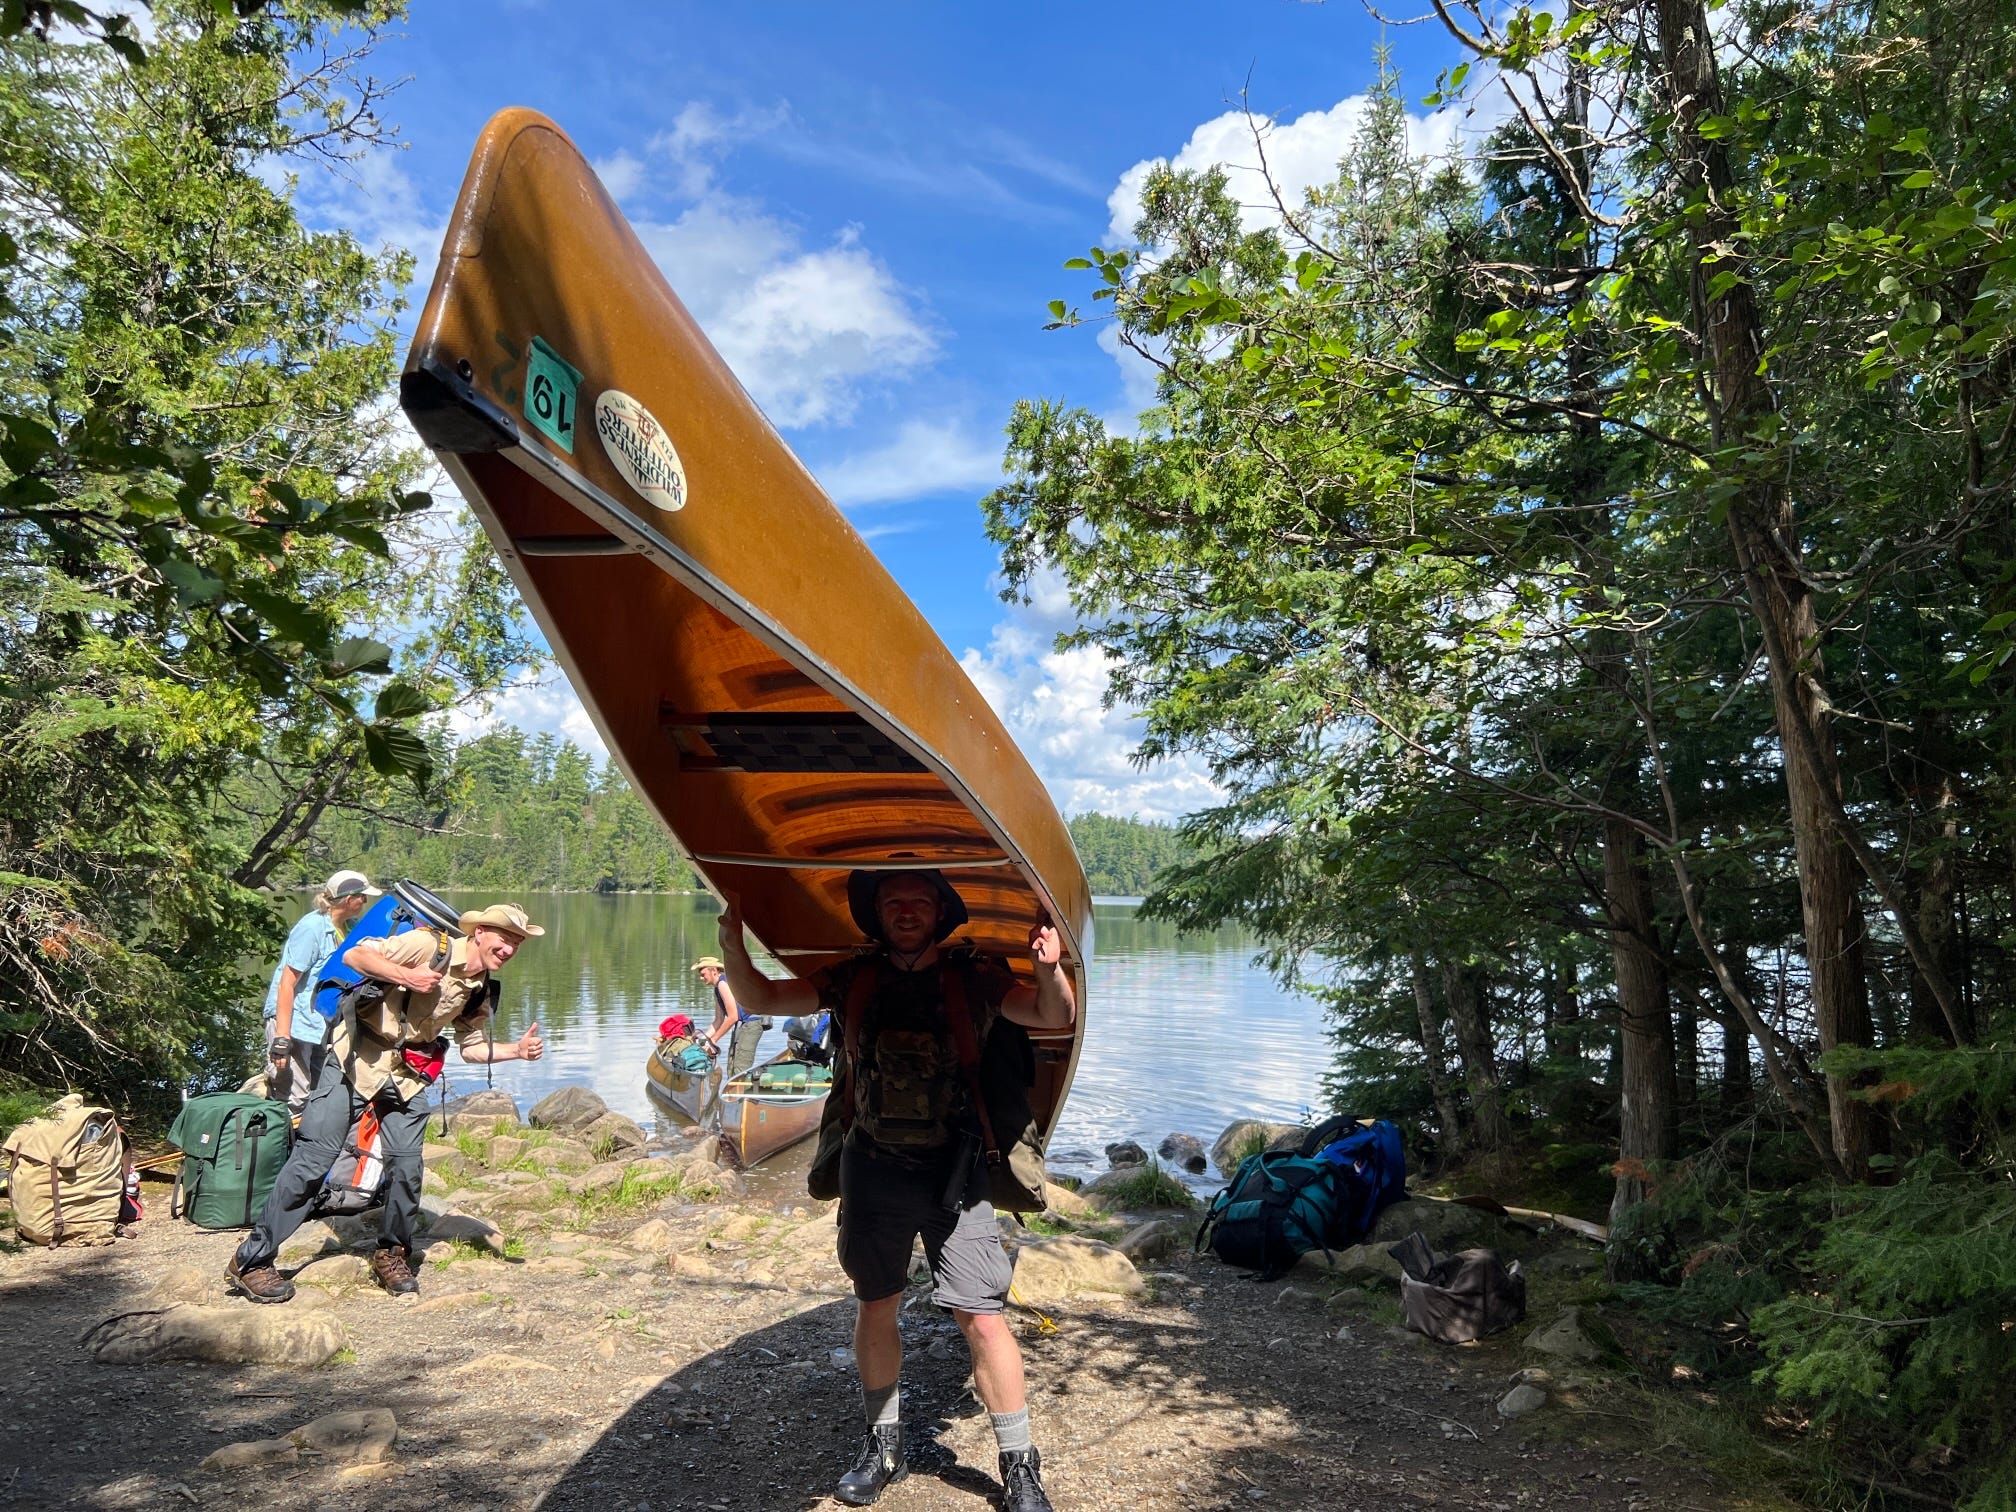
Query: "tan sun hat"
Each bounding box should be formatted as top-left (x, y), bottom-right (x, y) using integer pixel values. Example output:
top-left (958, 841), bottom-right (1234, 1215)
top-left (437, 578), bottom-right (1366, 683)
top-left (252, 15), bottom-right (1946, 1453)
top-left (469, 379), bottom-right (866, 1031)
top-left (690, 956), bottom-right (725, 972)
top-left (457, 903), bottom-right (545, 939)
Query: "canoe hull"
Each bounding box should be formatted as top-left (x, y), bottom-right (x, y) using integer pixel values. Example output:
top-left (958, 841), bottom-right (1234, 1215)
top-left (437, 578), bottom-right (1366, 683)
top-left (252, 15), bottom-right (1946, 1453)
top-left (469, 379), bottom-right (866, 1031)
top-left (720, 1056), bottom-right (830, 1168)
top-left (644, 1041), bottom-right (719, 1126)
top-left (402, 109), bottom-right (1092, 1145)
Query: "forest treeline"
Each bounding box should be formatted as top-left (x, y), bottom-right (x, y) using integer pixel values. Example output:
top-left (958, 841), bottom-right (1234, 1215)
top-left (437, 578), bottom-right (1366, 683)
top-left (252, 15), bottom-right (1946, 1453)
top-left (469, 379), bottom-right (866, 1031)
top-left (1067, 811), bottom-right (1197, 897)
top-left (314, 728), bottom-right (698, 895)
top-left (987, 1), bottom-right (2016, 1504)
top-left (309, 726), bottom-right (1192, 899)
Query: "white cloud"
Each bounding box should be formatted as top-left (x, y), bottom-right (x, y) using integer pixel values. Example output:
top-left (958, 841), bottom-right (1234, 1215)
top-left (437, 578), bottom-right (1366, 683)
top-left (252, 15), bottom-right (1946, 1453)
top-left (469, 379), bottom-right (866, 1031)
top-left (958, 573), bottom-right (1219, 824)
top-left (444, 674), bottom-right (611, 762)
top-left (608, 108), bottom-right (936, 429)
top-left (1106, 93), bottom-right (1472, 245)
top-left (819, 418), bottom-right (1004, 507)
top-left (592, 149), bottom-right (645, 202)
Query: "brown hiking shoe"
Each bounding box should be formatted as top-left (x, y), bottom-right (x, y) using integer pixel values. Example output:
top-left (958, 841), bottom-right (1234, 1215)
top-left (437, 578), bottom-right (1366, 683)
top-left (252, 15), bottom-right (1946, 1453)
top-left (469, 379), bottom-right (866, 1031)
top-left (224, 1255), bottom-right (295, 1304)
top-left (368, 1245), bottom-right (419, 1296)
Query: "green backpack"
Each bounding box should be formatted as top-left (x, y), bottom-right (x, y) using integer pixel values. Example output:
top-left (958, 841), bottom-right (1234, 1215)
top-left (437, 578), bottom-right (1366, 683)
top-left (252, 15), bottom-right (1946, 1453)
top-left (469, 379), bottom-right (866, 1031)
top-left (166, 1092), bottom-right (293, 1230)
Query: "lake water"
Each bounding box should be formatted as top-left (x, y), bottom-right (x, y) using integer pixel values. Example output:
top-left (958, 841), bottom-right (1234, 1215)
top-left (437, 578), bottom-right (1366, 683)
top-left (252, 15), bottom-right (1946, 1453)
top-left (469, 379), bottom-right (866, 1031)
top-left (428, 893), bottom-right (1329, 1189)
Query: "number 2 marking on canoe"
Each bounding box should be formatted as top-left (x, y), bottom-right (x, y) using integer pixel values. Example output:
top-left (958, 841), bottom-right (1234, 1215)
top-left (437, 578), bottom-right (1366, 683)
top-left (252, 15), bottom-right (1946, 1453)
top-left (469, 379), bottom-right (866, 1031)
top-left (524, 336), bottom-right (584, 453)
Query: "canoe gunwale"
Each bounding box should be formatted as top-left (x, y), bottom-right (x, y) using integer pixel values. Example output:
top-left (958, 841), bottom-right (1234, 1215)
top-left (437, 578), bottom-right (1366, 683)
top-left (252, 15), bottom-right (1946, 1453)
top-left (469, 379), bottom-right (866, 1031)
top-left (444, 422), bottom-right (1087, 980)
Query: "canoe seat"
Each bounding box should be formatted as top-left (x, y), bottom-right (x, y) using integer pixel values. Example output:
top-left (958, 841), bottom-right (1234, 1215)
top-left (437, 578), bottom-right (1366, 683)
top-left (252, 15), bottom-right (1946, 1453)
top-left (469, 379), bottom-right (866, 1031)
top-left (754, 1063), bottom-right (832, 1092)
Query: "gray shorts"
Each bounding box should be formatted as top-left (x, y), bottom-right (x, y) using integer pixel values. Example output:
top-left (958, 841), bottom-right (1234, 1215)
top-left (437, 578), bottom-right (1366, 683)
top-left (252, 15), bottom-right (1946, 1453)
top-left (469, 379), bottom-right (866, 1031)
top-left (837, 1140), bottom-right (1014, 1314)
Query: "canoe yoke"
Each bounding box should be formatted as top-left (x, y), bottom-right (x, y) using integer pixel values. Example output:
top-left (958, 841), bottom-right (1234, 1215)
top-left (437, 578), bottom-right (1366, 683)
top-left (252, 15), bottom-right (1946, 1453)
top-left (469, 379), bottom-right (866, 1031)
top-left (659, 708), bottom-right (925, 775)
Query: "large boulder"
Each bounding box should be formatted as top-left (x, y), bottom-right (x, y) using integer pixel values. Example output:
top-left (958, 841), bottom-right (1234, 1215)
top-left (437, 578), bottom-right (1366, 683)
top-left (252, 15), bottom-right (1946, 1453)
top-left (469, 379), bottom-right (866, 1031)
top-left (1368, 1198), bottom-right (1510, 1251)
top-left (1082, 1166), bottom-right (1195, 1211)
top-left (1117, 1219), bottom-right (1190, 1265)
top-left (1526, 1305), bottom-right (1615, 1364)
top-left (454, 1090), bottom-right (521, 1120)
top-left (1009, 1237), bottom-right (1146, 1304)
top-left (1209, 1120), bottom-right (1307, 1176)
top-left (1156, 1133), bottom-right (1209, 1174)
top-left (201, 1409), bottom-right (398, 1473)
top-left (1041, 1181), bottom-right (1093, 1218)
top-left (528, 1086), bottom-right (608, 1132)
top-left (83, 1306), bottom-right (347, 1367)
top-left (580, 1112), bottom-right (650, 1156)
top-left (1104, 1140), bottom-right (1148, 1169)
top-left (568, 1161), bottom-right (629, 1195)
top-left (1296, 1242), bottom-right (1402, 1285)
top-left (522, 1138), bottom-right (597, 1172)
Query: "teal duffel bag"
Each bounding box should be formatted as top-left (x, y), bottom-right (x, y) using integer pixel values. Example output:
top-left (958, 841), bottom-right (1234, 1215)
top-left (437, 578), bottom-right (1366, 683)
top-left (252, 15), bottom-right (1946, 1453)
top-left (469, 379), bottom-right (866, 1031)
top-left (166, 1092), bottom-right (292, 1229)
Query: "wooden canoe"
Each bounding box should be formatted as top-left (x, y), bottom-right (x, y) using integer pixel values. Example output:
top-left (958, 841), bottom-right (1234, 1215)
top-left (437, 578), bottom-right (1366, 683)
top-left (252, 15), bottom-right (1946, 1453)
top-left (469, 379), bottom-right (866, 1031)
top-left (718, 1055), bottom-right (834, 1168)
top-left (400, 109), bottom-right (1092, 1146)
top-left (644, 1038), bottom-right (720, 1126)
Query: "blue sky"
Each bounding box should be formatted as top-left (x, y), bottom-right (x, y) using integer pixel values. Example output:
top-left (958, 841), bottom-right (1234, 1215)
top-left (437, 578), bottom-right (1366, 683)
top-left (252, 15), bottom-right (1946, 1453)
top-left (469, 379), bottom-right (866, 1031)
top-left (327, 1), bottom-right (1483, 821)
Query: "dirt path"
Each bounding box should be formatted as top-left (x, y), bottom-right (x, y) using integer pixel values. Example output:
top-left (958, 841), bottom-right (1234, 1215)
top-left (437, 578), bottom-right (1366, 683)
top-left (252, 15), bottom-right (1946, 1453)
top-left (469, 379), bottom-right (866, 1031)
top-left (0, 1117), bottom-right (1734, 1512)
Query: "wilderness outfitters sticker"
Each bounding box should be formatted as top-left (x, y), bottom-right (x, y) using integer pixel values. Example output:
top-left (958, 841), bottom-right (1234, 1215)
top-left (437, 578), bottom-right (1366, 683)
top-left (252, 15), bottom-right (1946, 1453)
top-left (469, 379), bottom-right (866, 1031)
top-left (594, 391), bottom-right (688, 513)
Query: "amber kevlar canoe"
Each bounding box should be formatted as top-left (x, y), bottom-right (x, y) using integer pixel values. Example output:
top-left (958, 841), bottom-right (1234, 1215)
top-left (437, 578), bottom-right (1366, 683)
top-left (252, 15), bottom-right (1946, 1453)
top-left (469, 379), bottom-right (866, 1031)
top-left (400, 109), bottom-right (1092, 1146)
top-left (717, 1055), bottom-right (834, 1168)
top-left (643, 1039), bottom-right (720, 1126)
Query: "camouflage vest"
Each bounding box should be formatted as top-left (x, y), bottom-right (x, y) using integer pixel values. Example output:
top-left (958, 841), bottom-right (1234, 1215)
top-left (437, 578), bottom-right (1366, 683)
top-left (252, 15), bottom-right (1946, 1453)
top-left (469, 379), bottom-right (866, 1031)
top-left (831, 956), bottom-right (1005, 1160)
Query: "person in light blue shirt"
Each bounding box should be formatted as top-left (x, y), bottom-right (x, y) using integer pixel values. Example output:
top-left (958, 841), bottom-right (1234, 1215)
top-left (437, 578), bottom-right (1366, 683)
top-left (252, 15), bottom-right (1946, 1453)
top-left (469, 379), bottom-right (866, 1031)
top-left (263, 870), bottom-right (378, 1111)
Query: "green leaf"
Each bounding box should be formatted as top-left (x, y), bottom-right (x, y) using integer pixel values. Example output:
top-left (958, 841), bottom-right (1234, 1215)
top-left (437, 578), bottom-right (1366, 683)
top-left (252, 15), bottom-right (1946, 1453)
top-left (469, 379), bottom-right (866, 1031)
top-left (326, 637), bottom-right (395, 676)
top-left (363, 723), bottom-right (433, 788)
top-left (234, 584), bottom-right (332, 651)
top-left (1899, 169), bottom-right (1937, 190)
top-left (371, 681), bottom-right (431, 720)
top-left (157, 558), bottom-right (225, 606)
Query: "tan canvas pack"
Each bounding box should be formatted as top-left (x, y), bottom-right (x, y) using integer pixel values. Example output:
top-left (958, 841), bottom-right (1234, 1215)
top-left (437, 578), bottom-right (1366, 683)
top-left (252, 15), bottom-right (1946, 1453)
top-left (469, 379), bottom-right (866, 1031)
top-left (2, 1094), bottom-right (127, 1245)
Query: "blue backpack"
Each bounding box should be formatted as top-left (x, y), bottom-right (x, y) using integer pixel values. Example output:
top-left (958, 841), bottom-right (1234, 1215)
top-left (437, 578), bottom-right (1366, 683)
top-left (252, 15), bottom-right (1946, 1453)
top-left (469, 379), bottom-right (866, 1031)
top-left (308, 879), bottom-right (463, 1028)
top-left (1197, 1116), bottom-right (1407, 1281)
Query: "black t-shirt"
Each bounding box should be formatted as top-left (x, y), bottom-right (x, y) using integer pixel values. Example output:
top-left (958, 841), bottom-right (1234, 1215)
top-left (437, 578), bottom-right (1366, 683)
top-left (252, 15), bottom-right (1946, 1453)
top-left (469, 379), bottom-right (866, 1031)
top-left (816, 953), bottom-right (1014, 1167)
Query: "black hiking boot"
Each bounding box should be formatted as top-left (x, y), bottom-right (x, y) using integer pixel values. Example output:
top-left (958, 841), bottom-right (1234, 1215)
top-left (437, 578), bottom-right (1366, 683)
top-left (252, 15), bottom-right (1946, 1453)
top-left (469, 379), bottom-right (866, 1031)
top-left (224, 1254), bottom-right (294, 1305)
top-left (368, 1245), bottom-right (419, 1296)
top-left (998, 1447), bottom-right (1054, 1512)
top-left (834, 1422), bottom-right (907, 1506)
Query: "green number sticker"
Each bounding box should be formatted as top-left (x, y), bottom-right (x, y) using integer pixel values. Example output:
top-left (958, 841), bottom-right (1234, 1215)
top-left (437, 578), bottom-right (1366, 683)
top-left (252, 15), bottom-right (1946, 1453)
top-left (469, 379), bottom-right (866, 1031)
top-left (524, 336), bottom-right (583, 453)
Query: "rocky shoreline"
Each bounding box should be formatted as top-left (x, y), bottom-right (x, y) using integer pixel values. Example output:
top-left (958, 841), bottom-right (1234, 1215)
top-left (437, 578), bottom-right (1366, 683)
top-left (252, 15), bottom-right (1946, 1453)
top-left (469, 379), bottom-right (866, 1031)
top-left (0, 1091), bottom-right (1743, 1511)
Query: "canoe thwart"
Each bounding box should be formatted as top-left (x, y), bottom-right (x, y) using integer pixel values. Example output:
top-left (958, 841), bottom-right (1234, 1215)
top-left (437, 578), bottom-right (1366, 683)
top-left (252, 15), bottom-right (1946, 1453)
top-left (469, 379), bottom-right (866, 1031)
top-left (688, 851), bottom-right (1014, 872)
top-left (514, 535), bottom-right (642, 558)
top-left (660, 707), bottom-right (926, 775)
top-left (400, 358), bottom-right (520, 454)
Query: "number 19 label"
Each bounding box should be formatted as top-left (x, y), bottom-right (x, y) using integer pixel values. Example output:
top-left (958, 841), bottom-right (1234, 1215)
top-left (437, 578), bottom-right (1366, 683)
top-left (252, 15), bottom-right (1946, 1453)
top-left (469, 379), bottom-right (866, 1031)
top-left (524, 336), bottom-right (584, 454)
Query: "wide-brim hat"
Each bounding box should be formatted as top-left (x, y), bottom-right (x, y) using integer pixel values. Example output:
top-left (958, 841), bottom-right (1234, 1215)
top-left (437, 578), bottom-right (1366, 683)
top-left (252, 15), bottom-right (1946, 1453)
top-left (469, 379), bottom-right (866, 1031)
top-left (690, 956), bottom-right (725, 972)
top-left (457, 903), bottom-right (545, 938)
top-left (846, 869), bottom-right (968, 944)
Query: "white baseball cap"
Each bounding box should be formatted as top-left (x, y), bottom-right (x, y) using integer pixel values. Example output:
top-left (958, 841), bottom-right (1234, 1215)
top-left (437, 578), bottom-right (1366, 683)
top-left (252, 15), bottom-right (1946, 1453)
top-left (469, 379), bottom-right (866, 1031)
top-left (325, 870), bottom-right (382, 900)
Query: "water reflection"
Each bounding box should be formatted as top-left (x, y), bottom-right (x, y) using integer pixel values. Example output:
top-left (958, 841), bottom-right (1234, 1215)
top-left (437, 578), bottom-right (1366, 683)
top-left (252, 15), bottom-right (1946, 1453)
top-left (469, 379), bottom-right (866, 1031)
top-left (430, 894), bottom-right (1327, 1188)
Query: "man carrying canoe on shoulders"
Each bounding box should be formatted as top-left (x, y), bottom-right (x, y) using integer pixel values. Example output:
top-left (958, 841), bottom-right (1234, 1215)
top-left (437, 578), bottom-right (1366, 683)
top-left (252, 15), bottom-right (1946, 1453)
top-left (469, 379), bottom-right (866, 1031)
top-left (225, 902), bottom-right (546, 1304)
top-left (718, 869), bottom-right (1075, 1512)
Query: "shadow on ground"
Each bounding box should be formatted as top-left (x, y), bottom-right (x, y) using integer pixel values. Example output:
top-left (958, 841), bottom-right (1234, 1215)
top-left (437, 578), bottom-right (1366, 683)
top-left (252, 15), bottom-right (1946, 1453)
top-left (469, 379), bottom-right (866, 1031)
top-left (2, 1221), bottom-right (1722, 1512)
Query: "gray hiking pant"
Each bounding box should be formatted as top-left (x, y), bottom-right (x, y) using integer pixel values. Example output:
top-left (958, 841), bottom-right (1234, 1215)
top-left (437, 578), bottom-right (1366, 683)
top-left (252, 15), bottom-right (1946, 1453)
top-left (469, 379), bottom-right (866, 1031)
top-left (727, 1019), bottom-right (764, 1078)
top-left (234, 1054), bottom-right (428, 1267)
